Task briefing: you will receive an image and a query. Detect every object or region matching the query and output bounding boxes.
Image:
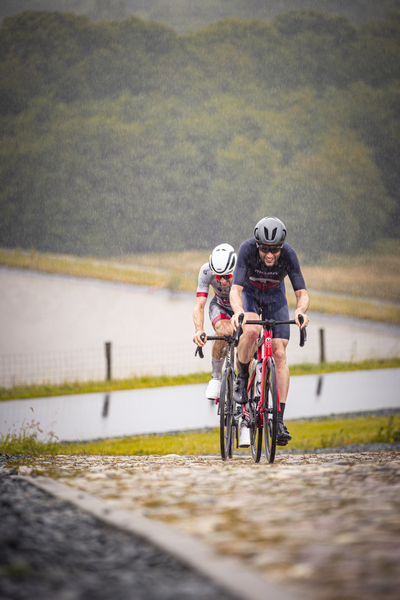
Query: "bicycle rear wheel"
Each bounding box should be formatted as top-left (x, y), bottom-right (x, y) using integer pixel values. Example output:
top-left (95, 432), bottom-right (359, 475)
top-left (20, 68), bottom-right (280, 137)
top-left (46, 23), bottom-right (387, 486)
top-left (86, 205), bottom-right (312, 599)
top-left (263, 357), bottom-right (278, 464)
top-left (248, 369), bottom-right (263, 463)
top-left (220, 369), bottom-right (234, 461)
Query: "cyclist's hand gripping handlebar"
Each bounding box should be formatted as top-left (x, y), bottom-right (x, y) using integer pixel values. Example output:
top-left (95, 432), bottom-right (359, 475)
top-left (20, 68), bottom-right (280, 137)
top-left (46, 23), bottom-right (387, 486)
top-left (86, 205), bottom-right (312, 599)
top-left (298, 314), bottom-right (307, 347)
top-left (234, 313), bottom-right (244, 347)
top-left (195, 332), bottom-right (206, 359)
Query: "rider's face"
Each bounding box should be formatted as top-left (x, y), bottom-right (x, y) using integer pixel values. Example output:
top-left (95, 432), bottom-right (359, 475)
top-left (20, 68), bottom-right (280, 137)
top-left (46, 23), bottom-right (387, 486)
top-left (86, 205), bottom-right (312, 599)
top-left (258, 246), bottom-right (281, 267)
top-left (215, 274), bottom-right (233, 288)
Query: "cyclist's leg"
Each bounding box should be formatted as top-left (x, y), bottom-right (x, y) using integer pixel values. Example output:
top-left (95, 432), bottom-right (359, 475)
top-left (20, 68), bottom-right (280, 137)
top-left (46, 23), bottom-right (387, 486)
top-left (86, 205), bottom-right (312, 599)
top-left (206, 299), bottom-right (232, 400)
top-left (272, 338), bottom-right (289, 403)
top-left (233, 290), bottom-right (261, 404)
top-left (272, 338), bottom-right (292, 445)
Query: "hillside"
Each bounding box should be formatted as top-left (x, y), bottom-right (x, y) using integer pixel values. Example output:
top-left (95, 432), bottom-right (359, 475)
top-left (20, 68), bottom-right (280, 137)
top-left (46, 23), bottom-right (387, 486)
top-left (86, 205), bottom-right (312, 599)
top-left (1, 10), bottom-right (400, 263)
top-left (1, 0), bottom-right (400, 30)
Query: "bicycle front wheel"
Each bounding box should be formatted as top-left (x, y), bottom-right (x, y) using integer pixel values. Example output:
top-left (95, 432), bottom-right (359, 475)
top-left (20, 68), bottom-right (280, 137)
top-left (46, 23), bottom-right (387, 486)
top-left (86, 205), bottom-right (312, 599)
top-left (248, 368), bottom-right (263, 463)
top-left (220, 369), bottom-right (234, 461)
top-left (263, 357), bottom-right (278, 464)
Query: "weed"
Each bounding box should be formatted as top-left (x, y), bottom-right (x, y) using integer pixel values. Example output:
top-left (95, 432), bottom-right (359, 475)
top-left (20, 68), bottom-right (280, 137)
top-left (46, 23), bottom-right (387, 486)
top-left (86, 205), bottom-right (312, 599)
top-left (0, 412), bottom-right (60, 455)
top-left (373, 416), bottom-right (400, 443)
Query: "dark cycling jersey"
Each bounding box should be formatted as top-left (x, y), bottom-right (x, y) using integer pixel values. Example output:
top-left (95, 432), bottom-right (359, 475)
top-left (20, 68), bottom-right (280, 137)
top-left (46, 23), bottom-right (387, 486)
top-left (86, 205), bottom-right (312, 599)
top-left (233, 239), bottom-right (306, 340)
top-left (233, 239), bottom-right (306, 296)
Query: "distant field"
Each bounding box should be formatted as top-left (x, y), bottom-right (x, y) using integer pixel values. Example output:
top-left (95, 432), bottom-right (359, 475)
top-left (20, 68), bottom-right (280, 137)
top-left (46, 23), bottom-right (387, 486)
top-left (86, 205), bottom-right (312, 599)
top-left (1, 243), bottom-right (399, 323)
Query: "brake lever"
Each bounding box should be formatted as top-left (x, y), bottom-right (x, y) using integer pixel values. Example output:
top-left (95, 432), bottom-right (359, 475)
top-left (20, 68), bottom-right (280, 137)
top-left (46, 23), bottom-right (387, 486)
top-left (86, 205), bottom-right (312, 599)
top-left (195, 332), bottom-right (206, 359)
top-left (298, 314), bottom-right (307, 347)
top-left (234, 313), bottom-right (244, 347)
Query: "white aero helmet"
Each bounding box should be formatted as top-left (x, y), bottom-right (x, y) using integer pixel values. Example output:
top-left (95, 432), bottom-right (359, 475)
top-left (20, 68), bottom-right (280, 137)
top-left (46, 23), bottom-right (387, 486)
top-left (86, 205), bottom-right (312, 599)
top-left (209, 243), bottom-right (237, 276)
top-left (254, 216), bottom-right (287, 246)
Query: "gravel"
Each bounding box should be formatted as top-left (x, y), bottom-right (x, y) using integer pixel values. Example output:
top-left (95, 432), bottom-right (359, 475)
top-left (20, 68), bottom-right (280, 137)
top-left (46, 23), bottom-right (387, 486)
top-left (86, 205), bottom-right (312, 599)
top-left (0, 463), bottom-right (236, 600)
top-left (1, 433), bottom-right (399, 600)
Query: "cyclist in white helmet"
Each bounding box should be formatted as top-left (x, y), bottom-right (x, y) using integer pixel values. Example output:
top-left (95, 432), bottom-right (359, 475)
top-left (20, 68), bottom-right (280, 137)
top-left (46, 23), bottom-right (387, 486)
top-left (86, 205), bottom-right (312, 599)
top-left (193, 243), bottom-right (237, 401)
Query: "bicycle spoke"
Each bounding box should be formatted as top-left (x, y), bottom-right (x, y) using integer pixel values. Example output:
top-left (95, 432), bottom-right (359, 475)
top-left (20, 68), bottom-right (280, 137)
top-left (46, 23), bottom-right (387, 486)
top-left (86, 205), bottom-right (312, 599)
top-left (263, 358), bottom-right (278, 464)
top-left (249, 367), bottom-right (262, 463)
top-left (219, 370), bottom-right (234, 461)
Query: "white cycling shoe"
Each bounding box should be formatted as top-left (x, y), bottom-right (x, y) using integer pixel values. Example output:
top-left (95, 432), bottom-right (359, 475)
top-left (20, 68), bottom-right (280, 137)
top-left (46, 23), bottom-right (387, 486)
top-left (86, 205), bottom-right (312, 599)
top-left (239, 418), bottom-right (250, 448)
top-left (205, 378), bottom-right (221, 400)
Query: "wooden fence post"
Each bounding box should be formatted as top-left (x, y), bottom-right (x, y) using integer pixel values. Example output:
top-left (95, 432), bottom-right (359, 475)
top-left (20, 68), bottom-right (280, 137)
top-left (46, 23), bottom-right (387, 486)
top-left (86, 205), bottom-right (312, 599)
top-left (105, 342), bottom-right (112, 380)
top-left (319, 328), bottom-right (326, 363)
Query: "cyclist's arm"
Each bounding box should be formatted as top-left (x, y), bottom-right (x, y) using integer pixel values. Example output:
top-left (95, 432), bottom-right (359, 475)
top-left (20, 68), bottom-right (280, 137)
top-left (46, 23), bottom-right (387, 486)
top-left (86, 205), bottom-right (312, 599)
top-left (193, 295), bottom-right (207, 346)
top-left (230, 284), bottom-right (245, 329)
top-left (294, 289), bottom-right (310, 328)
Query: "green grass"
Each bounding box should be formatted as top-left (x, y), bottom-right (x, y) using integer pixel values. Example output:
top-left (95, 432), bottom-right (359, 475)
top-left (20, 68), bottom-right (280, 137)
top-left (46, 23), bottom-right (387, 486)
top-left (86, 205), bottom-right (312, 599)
top-left (1, 358), bottom-right (399, 401)
top-left (289, 358), bottom-right (400, 376)
top-left (0, 372), bottom-right (211, 401)
top-left (1, 413), bottom-right (400, 458)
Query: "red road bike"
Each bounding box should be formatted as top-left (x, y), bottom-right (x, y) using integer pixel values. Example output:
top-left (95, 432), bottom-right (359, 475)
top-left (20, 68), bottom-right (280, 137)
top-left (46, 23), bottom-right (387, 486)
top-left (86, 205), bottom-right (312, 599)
top-left (195, 315), bottom-right (306, 463)
top-left (243, 315), bottom-right (306, 463)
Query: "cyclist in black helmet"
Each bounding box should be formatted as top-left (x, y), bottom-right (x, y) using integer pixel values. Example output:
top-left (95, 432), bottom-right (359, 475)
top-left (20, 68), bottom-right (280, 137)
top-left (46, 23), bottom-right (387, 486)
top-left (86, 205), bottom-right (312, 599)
top-left (230, 217), bottom-right (309, 446)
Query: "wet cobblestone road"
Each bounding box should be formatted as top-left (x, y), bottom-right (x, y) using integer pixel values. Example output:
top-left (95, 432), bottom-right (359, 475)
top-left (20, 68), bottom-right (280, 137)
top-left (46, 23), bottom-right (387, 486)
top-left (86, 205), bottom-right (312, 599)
top-left (14, 450), bottom-right (400, 600)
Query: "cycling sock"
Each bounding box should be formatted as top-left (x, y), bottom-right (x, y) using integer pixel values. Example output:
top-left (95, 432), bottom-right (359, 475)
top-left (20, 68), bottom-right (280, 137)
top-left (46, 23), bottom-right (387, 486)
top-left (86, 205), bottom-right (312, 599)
top-left (211, 357), bottom-right (224, 380)
top-left (278, 402), bottom-right (286, 423)
top-left (238, 360), bottom-right (250, 378)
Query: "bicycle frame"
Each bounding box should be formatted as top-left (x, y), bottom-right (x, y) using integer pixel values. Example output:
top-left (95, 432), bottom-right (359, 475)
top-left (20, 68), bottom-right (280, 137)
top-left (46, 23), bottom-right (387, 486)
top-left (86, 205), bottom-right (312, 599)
top-left (246, 325), bottom-right (280, 429)
top-left (244, 316), bottom-right (306, 463)
top-left (195, 328), bottom-right (241, 460)
top-left (203, 333), bottom-right (236, 406)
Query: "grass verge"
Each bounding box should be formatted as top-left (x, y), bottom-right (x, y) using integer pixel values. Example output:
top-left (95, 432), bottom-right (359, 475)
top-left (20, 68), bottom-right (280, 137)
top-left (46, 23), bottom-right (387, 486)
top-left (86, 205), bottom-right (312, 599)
top-left (1, 358), bottom-right (399, 401)
top-left (1, 414), bottom-right (400, 457)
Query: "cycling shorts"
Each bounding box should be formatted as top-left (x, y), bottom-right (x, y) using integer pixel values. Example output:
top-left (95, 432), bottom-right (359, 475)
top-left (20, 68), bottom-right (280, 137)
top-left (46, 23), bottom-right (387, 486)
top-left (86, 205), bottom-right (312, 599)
top-left (209, 296), bottom-right (234, 328)
top-left (242, 288), bottom-right (290, 340)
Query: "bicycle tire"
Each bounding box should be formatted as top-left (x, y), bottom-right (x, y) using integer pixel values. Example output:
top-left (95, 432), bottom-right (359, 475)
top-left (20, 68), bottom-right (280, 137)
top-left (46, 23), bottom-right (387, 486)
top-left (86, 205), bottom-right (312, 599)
top-left (248, 368), bottom-right (263, 463)
top-left (263, 357), bottom-right (278, 464)
top-left (220, 368), bottom-right (234, 461)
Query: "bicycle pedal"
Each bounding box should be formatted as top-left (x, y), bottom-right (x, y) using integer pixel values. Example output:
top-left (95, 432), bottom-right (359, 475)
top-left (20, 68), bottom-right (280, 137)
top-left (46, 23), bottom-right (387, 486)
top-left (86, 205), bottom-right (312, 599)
top-left (277, 439), bottom-right (289, 446)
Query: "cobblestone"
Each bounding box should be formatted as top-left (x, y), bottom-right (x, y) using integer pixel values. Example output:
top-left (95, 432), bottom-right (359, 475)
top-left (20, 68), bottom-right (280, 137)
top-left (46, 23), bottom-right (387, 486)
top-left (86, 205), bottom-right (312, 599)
top-left (15, 451), bottom-right (400, 600)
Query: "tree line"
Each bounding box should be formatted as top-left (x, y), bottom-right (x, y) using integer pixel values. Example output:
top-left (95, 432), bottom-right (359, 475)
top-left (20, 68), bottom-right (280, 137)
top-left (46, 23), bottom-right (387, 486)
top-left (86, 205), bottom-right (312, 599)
top-left (0, 9), bottom-right (399, 261)
top-left (2, 0), bottom-right (400, 30)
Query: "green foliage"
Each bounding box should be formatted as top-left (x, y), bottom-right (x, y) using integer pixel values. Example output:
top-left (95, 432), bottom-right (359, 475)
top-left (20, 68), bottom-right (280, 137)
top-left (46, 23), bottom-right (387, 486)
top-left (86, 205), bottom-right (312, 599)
top-left (282, 414), bottom-right (400, 451)
top-left (3, 414), bottom-right (399, 457)
top-left (0, 10), bottom-right (400, 257)
top-left (0, 416), bottom-right (60, 455)
top-left (373, 415), bottom-right (400, 443)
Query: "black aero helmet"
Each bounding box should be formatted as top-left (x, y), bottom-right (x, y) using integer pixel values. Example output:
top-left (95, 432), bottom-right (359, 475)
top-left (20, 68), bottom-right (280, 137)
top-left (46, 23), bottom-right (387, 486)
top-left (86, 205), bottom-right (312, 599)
top-left (254, 217), bottom-right (287, 246)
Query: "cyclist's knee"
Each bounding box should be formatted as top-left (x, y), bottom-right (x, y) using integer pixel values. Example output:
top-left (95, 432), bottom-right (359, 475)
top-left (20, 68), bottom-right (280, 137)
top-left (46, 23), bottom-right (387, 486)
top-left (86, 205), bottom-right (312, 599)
top-left (244, 324), bottom-right (260, 344)
top-left (214, 318), bottom-right (233, 335)
top-left (273, 340), bottom-right (288, 367)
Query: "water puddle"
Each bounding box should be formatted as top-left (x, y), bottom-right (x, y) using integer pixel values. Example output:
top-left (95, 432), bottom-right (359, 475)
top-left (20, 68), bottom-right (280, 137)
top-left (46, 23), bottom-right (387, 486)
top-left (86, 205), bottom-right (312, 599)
top-left (1, 369), bottom-right (399, 442)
